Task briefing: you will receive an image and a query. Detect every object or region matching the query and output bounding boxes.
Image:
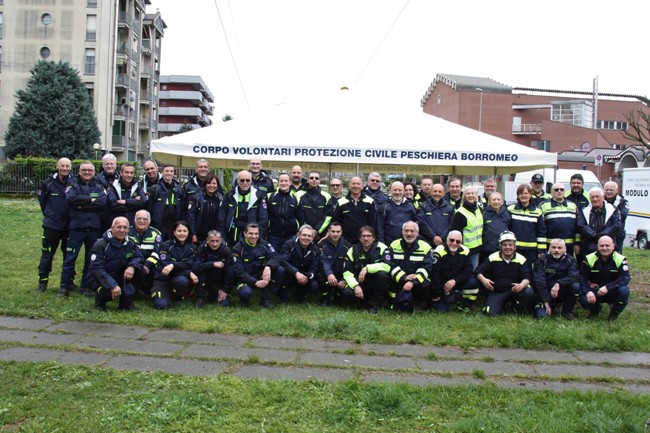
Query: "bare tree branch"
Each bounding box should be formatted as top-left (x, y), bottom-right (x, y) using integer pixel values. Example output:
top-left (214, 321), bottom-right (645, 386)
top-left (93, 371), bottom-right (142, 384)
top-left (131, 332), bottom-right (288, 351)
top-left (622, 109), bottom-right (650, 160)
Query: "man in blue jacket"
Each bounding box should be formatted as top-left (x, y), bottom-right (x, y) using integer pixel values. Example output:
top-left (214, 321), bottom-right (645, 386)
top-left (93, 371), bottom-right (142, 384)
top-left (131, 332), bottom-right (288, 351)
top-left (37, 157), bottom-right (75, 292)
top-left (231, 223), bottom-right (283, 308)
top-left (89, 217), bottom-right (143, 311)
top-left (107, 163), bottom-right (147, 226)
top-left (533, 239), bottom-right (581, 320)
top-left (578, 235), bottom-right (631, 321)
top-left (147, 164), bottom-right (184, 239)
top-left (280, 225), bottom-right (321, 303)
top-left (193, 230), bottom-right (234, 308)
top-left (318, 222), bottom-right (352, 305)
top-left (220, 171), bottom-right (269, 247)
top-left (60, 161), bottom-right (107, 297)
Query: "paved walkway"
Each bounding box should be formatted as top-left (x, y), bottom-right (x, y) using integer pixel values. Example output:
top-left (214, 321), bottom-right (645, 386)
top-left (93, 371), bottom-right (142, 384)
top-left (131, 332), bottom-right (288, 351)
top-left (1, 315), bottom-right (649, 394)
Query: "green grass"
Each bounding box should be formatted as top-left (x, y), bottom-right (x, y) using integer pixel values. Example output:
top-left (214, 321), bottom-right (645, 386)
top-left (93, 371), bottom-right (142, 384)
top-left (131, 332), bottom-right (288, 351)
top-left (2, 197), bottom-right (650, 352)
top-left (1, 361), bottom-right (649, 433)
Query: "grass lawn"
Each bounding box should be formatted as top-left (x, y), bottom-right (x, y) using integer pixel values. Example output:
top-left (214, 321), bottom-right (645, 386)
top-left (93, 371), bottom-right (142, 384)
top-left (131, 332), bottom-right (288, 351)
top-left (1, 361), bottom-right (649, 433)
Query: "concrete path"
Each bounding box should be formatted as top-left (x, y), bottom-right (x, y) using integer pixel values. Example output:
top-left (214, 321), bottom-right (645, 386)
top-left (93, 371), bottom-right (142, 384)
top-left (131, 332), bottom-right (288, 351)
top-left (1, 315), bottom-right (649, 394)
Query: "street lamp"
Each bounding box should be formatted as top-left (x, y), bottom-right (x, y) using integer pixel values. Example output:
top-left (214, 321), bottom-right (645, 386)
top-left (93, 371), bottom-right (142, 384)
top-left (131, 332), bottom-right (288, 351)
top-left (475, 88), bottom-right (484, 132)
top-left (93, 143), bottom-right (100, 160)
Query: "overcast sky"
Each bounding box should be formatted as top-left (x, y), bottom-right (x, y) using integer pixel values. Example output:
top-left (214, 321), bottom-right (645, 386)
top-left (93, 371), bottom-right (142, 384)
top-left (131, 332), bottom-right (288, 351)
top-left (147, 0), bottom-right (650, 119)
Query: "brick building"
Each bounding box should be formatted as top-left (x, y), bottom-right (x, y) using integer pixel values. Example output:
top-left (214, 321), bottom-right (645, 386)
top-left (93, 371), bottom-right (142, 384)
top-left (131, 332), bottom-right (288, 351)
top-left (421, 74), bottom-right (649, 183)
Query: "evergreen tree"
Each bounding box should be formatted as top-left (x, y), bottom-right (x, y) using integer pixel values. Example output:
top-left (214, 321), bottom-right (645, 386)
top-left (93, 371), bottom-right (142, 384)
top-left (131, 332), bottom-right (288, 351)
top-left (4, 60), bottom-right (101, 159)
top-left (177, 123), bottom-right (195, 134)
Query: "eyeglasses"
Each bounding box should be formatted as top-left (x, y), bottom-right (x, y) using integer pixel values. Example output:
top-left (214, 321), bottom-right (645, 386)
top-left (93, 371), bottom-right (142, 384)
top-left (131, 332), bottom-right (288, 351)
top-left (330, 184), bottom-right (341, 187)
top-left (553, 188), bottom-right (565, 192)
top-left (309, 176), bottom-right (320, 180)
top-left (369, 179), bottom-right (381, 183)
top-left (448, 239), bottom-right (462, 244)
top-left (239, 179), bottom-right (252, 183)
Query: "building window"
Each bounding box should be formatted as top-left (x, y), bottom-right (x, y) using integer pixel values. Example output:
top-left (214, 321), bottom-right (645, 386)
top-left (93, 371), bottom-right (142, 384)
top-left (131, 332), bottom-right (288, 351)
top-left (597, 120), bottom-right (628, 131)
top-left (85, 48), bottom-right (96, 74)
top-left (86, 15), bottom-right (96, 41)
top-left (87, 0), bottom-right (97, 7)
top-left (0, 13), bottom-right (3, 39)
top-left (40, 47), bottom-right (51, 59)
top-left (41, 13), bottom-right (52, 26)
top-left (0, 46), bottom-right (2, 73)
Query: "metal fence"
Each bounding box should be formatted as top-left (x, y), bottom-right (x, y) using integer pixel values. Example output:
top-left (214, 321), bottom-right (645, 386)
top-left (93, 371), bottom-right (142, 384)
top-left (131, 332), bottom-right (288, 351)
top-left (0, 162), bottom-right (57, 194)
top-left (0, 161), bottom-right (229, 194)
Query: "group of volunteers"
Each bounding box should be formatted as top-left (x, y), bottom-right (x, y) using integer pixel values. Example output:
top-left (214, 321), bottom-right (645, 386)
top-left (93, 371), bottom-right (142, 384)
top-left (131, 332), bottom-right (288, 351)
top-left (36, 154), bottom-right (632, 320)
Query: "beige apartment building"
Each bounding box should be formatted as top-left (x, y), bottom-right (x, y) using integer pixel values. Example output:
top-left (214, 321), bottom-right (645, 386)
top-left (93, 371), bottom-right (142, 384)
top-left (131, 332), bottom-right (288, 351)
top-left (0, 0), bottom-right (165, 162)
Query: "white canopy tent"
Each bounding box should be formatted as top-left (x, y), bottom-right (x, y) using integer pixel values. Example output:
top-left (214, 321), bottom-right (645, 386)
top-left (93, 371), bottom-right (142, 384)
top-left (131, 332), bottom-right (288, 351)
top-left (151, 92), bottom-right (557, 176)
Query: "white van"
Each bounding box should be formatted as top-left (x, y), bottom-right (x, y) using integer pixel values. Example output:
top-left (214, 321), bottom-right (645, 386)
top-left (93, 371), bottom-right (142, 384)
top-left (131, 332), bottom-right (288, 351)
top-left (502, 169), bottom-right (601, 203)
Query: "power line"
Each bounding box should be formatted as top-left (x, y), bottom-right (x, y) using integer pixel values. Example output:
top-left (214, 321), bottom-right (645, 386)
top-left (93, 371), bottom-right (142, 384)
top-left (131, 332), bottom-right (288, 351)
top-left (353, 0), bottom-right (411, 86)
top-left (212, 0), bottom-right (252, 113)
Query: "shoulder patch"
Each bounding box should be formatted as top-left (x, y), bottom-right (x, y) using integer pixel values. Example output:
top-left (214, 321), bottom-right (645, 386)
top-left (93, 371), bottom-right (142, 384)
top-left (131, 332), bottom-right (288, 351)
top-left (160, 253), bottom-right (167, 261)
top-left (155, 235), bottom-right (162, 243)
top-left (90, 253), bottom-right (97, 261)
top-left (623, 264), bottom-right (629, 272)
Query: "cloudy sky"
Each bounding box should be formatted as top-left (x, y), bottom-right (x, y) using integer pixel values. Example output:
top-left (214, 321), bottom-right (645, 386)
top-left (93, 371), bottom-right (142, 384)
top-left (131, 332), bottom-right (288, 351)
top-left (147, 0), bottom-right (649, 119)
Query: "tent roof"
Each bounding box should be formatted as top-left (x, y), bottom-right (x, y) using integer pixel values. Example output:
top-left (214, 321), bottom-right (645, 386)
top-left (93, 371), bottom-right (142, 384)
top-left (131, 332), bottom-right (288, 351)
top-left (151, 92), bottom-right (556, 176)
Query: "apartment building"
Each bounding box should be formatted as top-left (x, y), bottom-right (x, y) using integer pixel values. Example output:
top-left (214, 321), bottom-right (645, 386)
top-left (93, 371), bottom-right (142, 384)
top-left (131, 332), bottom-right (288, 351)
top-left (157, 75), bottom-right (214, 138)
top-left (0, 0), bottom-right (165, 162)
top-left (421, 74), bottom-right (649, 182)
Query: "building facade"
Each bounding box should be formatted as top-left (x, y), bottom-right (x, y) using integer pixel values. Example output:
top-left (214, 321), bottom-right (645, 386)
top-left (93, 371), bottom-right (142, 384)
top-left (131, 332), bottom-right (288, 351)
top-left (0, 0), bottom-right (164, 162)
top-left (421, 74), bottom-right (650, 183)
top-left (157, 75), bottom-right (214, 138)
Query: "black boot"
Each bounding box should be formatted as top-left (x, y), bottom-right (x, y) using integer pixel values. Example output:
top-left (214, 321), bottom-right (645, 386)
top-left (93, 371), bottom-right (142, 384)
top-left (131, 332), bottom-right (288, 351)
top-left (95, 295), bottom-right (108, 312)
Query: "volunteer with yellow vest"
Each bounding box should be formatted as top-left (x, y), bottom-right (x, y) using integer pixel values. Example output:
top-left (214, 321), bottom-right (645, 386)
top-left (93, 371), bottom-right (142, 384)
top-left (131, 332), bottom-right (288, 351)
top-left (451, 185), bottom-right (483, 269)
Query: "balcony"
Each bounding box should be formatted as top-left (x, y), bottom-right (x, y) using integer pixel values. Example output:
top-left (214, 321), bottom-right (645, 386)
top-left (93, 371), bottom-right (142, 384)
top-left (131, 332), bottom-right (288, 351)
top-left (141, 39), bottom-right (152, 55)
top-left (141, 65), bottom-right (153, 78)
top-left (139, 117), bottom-right (151, 130)
top-left (116, 41), bottom-right (129, 58)
top-left (140, 90), bottom-right (152, 105)
top-left (114, 104), bottom-right (127, 118)
top-left (112, 135), bottom-right (127, 149)
top-left (115, 73), bottom-right (129, 87)
top-left (157, 123), bottom-right (201, 133)
top-left (512, 123), bottom-right (542, 135)
top-left (117, 12), bottom-right (132, 28)
top-left (159, 90), bottom-right (204, 103)
top-left (158, 106), bottom-right (203, 119)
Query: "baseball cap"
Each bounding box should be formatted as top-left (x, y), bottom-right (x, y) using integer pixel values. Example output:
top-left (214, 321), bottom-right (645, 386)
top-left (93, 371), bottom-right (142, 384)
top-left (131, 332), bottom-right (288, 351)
top-left (531, 173), bottom-right (544, 183)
